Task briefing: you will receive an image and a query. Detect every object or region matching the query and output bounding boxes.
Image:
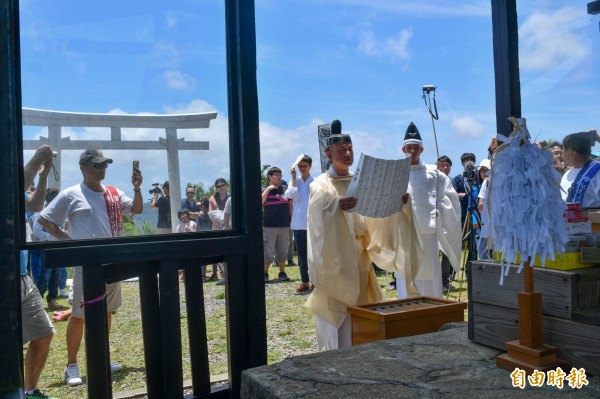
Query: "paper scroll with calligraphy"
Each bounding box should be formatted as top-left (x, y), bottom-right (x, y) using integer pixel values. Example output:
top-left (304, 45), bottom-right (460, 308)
top-left (346, 153), bottom-right (411, 218)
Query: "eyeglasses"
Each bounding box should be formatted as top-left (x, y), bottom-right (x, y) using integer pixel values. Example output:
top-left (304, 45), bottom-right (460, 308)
top-left (87, 162), bottom-right (108, 169)
top-left (216, 184), bottom-right (226, 188)
top-left (186, 191), bottom-right (195, 195)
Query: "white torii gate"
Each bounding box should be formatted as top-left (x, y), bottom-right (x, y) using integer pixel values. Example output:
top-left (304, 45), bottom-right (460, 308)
top-left (22, 107), bottom-right (217, 232)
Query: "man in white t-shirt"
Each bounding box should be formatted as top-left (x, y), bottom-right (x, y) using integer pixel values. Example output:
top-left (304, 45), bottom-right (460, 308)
top-left (284, 154), bottom-right (314, 294)
top-left (39, 149), bottom-right (143, 386)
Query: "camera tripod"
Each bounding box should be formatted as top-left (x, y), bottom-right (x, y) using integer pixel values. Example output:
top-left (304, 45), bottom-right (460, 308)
top-left (450, 179), bottom-right (483, 301)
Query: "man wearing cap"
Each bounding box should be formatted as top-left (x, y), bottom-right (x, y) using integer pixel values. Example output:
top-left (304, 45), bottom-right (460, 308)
top-left (39, 149), bottom-right (143, 386)
top-left (305, 120), bottom-right (417, 350)
top-left (397, 122), bottom-right (461, 299)
top-left (151, 181), bottom-right (171, 234)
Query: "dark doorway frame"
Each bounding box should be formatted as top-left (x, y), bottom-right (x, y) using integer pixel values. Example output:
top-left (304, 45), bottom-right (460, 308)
top-left (1, 0), bottom-right (525, 398)
top-left (1, 0), bottom-right (266, 398)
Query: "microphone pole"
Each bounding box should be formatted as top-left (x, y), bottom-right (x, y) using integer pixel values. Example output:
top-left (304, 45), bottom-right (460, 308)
top-left (422, 85), bottom-right (440, 160)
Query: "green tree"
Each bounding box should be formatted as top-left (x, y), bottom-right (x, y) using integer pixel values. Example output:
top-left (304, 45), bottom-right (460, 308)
top-left (122, 214), bottom-right (156, 236)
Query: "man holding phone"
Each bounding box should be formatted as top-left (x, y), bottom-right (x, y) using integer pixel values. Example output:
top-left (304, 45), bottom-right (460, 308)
top-left (38, 149), bottom-right (143, 386)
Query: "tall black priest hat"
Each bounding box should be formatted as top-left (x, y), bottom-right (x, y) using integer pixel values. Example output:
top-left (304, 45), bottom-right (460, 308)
top-left (327, 119), bottom-right (351, 146)
top-left (402, 122), bottom-right (423, 147)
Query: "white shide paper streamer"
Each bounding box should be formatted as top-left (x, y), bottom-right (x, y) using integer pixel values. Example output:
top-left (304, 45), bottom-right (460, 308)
top-left (487, 117), bottom-right (568, 284)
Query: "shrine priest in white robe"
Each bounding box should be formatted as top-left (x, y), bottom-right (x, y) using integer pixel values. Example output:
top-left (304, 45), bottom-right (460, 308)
top-left (396, 122), bottom-right (462, 299)
top-left (306, 120), bottom-right (421, 351)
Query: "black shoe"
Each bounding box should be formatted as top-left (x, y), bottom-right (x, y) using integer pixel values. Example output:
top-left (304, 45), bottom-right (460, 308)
top-left (264, 272), bottom-right (269, 283)
top-left (278, 271), bottom-right (290, 281)
top-left (287, 260), bottom-right (297, 266)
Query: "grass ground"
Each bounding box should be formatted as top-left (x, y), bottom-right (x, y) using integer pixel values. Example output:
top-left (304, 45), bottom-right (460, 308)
top-left (31, 260), bottom-right (469, 398)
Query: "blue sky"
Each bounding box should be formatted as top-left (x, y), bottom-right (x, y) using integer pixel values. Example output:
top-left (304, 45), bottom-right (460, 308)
top-left (19, 0), bottom-right (599, 197)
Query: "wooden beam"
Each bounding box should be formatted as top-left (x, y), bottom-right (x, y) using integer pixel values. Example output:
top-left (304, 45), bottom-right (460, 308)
top-left (23, 137), bottom-right (209, 151)
top-left (22, 107), bottom-right (217, 129)
top-left (491, 0), bottom-right (521, 139)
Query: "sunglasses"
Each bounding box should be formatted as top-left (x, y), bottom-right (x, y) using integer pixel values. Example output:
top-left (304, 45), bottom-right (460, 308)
top-left (87, 162), bottom-right (109, 169)
top-left (216, 184), bottom-right (226, 188)
top-left (186, 191), bottom-right (195, 195)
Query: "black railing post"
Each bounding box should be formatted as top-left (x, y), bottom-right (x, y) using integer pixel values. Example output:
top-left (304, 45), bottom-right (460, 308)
top-left (183, 262), bottom-right (211, 395)
top-left (139, 269), bottom-right (164, 399)
top-left (159, 260), bottom-right (184, 398)
top-left (83, 265), bottom-right (112, 399)
top-left (0, 0), bottom-right (25, 395)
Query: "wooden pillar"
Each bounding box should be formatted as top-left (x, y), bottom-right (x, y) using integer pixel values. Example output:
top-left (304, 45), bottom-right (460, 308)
top-left (496, 258), bottom-right (567, 374)
top-left (491, 0), bottom-right (521, 139)
top-left (165, 128), bottom-right (181, 233)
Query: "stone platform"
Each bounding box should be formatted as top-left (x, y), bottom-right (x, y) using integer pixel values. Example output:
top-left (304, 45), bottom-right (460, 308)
top-left (241, 323), bottom-right (599, 398)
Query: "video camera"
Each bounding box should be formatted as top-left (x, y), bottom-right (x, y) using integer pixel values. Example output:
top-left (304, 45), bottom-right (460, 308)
top-left (462, 161), bottom-right (479, 186)
top-left (149, 182), bottom-right (161, 195)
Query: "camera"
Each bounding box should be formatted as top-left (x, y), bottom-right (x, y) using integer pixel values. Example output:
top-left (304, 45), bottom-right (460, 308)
top-left (148, 183), bottom-right (161, 195)
top-left (52, 150), bottom-right (58, 158)
top-left (422, 85), bottom-right (436, 93)
top-left (462, 161), bottom-right (479, 186)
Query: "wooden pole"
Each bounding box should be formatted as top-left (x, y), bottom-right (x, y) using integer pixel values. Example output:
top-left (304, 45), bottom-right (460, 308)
top-left (518, 257), bottom-right (542, 348)
top-left (496, 257), bottom-right (566, 373)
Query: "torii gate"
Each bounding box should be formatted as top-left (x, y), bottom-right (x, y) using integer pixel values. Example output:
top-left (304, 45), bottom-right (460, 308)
top-left (22, 107), bottom-right (217, 232)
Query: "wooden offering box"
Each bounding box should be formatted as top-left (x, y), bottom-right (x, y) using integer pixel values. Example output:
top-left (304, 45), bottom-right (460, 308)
top-left (347, 297), bottom-right (467, 346)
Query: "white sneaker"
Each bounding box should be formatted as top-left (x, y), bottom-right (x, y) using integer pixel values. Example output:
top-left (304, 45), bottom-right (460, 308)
top-left (64, 363), bottom-right (83, 386)
top-left (110, 361), bottom-right (123, 373)
top-left (59, 288), bottom-right (68, 298)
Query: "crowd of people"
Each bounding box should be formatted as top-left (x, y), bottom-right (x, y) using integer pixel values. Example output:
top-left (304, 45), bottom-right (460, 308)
top-left (17, 124), bottom-right (599, 396)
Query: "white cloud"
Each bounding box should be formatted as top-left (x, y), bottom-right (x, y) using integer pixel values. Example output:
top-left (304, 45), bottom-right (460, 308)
top-left (259, 120), bottom-right (321, 170)
top-left (357, 28), bottom-right (413, 62)
top-left (166, 14), bottom-right (177, 28)
top-left (150, 42), bottom-right (179, 68)
top-left (519, 7), bottom-right (589, 72)
top-left (163, 99), bottom-right (217, 114)
top-left (259, 119), bottom-right (393, 176)
top-left (162, 69), bottom-right (196, 90)
top-left (450, 115), bottom-right (484, 138)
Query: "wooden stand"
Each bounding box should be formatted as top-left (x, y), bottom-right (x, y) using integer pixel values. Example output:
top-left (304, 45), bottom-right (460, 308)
top-left (348, 297), bottom-right (466, 346)
top-left (496, 257), bottom-right (568, 373)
